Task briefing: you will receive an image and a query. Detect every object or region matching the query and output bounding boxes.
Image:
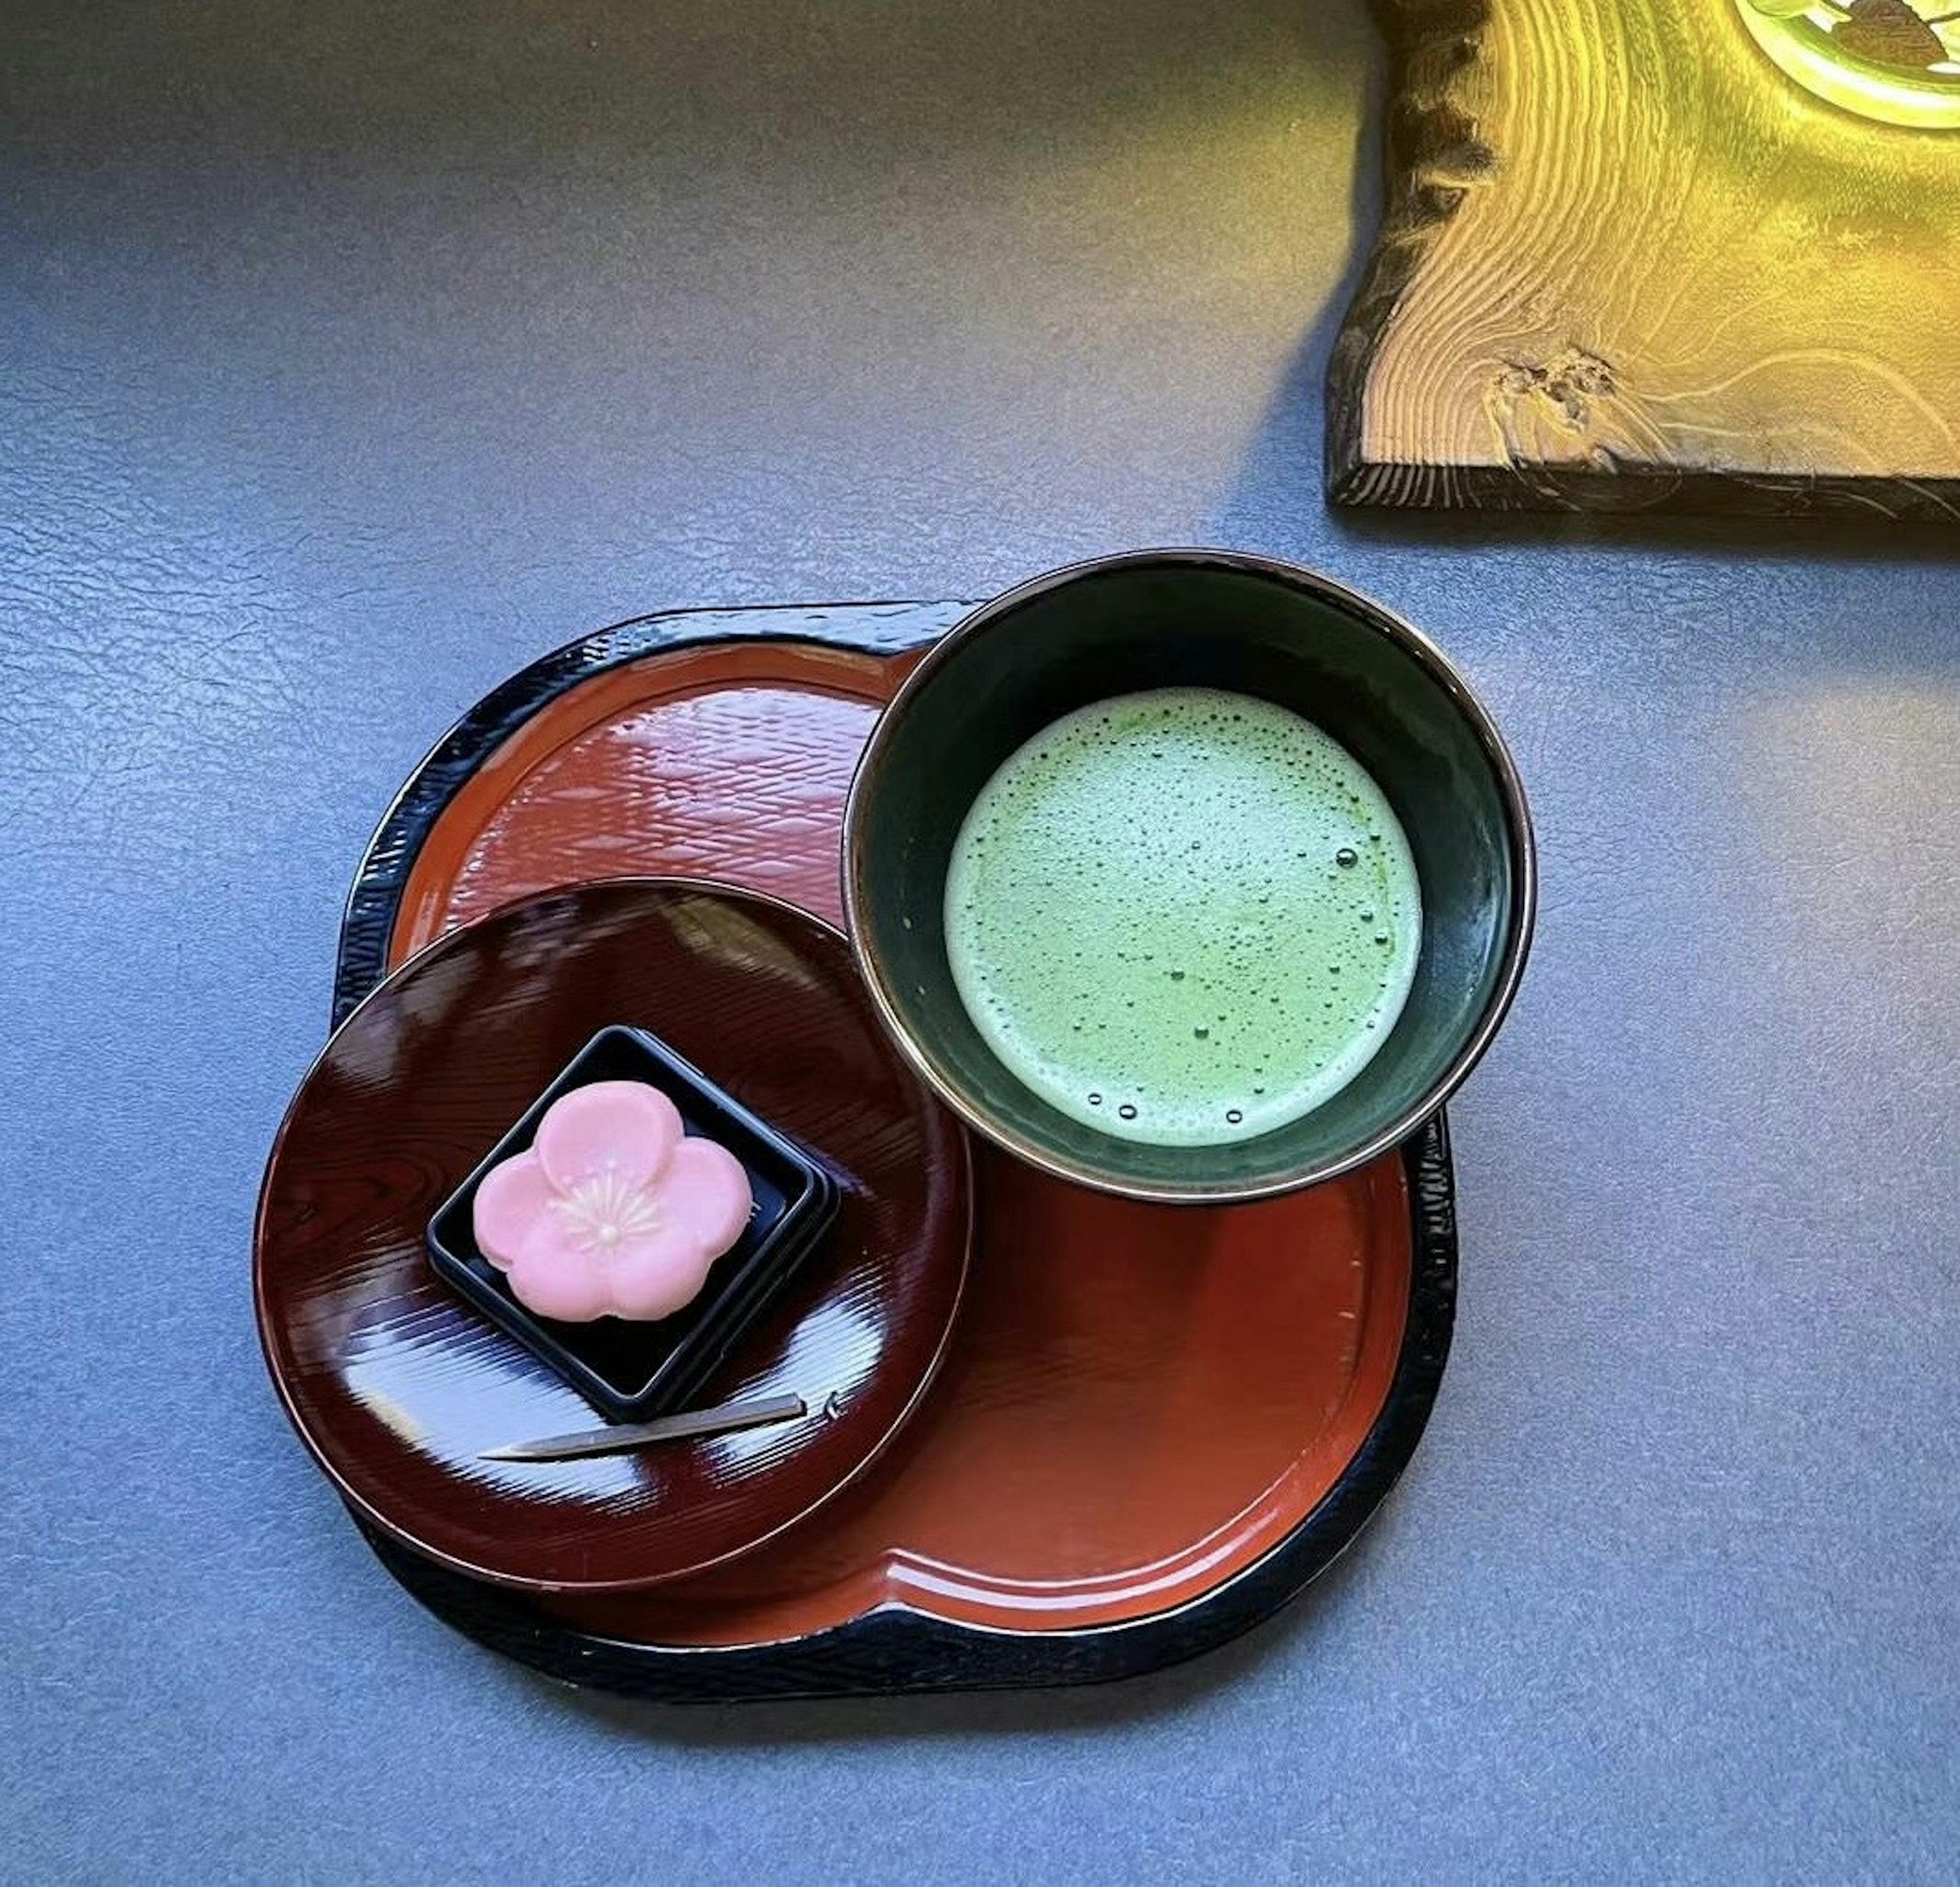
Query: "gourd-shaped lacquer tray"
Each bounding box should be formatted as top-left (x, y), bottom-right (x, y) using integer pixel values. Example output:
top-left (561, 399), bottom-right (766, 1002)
top-left (320, 600), bottom-right (1457, 1701)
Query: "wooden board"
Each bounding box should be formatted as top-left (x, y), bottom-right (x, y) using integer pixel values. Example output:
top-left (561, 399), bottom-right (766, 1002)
top-left (1329, 0), bottom-right (1960, 518)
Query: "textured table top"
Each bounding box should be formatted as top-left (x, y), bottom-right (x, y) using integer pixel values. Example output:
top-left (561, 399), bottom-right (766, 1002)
top-left (5, 2), bottom-right (1955, 1879)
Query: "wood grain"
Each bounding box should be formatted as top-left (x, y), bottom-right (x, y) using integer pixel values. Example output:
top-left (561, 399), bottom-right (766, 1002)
top-left (1330, 0), bottom-right (1960, 517)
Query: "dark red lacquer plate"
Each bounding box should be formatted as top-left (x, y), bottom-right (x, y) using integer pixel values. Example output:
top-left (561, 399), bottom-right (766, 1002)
top-left (325, 601), bottom-right (1457, 1698)
top-left (259, 878), bottom-right (971, 1592)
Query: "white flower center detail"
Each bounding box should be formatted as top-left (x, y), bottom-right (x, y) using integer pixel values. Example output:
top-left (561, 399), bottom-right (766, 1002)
top-left (548, 1164), bottom-right (663, 1259)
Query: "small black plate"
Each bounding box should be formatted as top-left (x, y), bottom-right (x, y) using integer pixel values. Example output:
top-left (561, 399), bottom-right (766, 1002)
top-left (426, 1024), bottom-right (838, 1420)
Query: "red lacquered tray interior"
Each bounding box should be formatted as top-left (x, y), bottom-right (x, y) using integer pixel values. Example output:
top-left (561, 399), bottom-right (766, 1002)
top-left (388, 639), bottom-right (1413, 1642)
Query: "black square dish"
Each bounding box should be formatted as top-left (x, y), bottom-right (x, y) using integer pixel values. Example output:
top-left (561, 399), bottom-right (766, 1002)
top-left (427, 1026), bottom-right (838, 1421)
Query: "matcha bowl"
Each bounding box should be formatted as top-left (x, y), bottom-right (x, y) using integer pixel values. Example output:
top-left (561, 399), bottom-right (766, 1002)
top-left (842, 549), bottom-right (1536, 1205)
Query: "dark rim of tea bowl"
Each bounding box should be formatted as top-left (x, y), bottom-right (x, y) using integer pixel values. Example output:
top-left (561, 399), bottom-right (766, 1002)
top-left (841, 548), bottom-right (1537, 1205)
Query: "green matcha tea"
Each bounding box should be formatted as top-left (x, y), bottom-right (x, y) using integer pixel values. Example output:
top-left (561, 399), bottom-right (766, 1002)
top-left (943, 688), bottom-right (1422, 1147)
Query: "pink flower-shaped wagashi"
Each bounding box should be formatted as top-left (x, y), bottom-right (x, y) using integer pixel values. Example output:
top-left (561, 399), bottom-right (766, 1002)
top-left (472, 1080), bottom-right (752, 1322)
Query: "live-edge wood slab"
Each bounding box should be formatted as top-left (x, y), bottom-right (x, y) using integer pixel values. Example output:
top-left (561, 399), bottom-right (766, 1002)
top-left (1330, 0), bottom-right (1960, 519)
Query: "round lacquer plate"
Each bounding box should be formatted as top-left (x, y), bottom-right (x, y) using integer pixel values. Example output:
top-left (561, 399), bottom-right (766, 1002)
top-left (257, 878), bottom-right (972, 1593)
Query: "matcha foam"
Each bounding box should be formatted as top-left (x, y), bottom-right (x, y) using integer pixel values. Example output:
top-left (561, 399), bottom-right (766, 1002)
top-left (944, 687), bottom-right (1422, 1147)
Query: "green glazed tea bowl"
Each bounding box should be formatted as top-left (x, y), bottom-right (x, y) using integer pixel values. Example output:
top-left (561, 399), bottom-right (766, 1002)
top-left (842, 549), bottom-right (1535, 1204)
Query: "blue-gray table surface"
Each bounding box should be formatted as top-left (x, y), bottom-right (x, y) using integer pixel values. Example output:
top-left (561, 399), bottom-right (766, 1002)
top-left (5, 2), bottom-right (1955, 1879)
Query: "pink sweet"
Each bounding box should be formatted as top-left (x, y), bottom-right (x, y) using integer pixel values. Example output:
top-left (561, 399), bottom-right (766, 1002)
top-left (472, 1080), bottom-right (752, 1323)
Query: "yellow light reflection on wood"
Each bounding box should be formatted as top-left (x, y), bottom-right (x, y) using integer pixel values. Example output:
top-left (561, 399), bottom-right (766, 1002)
top-left (1736, 1), bottom-right (1960, 129)
top-left (1331, 0), bottom-right (1960, 518)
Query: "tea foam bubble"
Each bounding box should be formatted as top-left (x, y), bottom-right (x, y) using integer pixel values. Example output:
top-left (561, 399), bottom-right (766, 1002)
top-left (944, 687), bottom-right (1422, 1147)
